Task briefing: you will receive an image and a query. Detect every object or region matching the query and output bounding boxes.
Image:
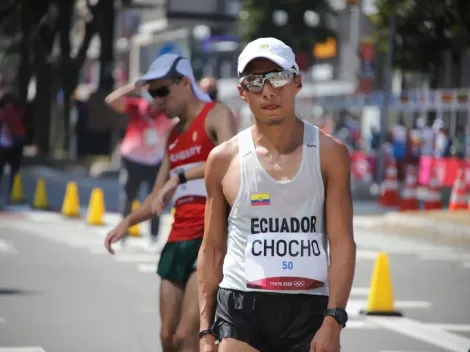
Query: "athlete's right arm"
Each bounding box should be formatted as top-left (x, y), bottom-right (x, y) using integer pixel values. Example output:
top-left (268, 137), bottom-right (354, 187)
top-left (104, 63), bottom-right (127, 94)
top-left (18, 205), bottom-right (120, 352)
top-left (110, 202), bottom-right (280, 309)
top-left (104, 142), bottom-right (171, 254)
top-left (197, 143), bottom-right (232, 334)
top-left (126, 150), bottom-right (171, 226)
top-left (104, 83), bottom-right (138, 113)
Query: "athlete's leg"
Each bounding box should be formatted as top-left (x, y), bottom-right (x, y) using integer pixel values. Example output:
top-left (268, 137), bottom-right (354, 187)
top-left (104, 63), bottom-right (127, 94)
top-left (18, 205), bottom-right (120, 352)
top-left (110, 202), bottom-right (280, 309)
top-left (160, 279), bottom-right (184, 352)
top-left (174, 271), bottom-right (199, 352)
top-left (219, 338), bottom-right (260, 352)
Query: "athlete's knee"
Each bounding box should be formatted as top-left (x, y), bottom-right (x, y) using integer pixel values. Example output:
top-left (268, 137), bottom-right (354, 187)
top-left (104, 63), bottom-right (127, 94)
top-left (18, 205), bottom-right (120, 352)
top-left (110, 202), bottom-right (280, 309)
top-left (160, 328), bottom-right (175, 350)
top-left (174, 326), bottom-right (198, 349)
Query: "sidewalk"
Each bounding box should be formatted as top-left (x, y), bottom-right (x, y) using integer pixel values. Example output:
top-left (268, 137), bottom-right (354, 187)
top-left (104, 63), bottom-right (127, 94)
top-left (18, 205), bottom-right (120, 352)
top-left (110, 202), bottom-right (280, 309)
top-left (354, 209), bottom-right (470, 247)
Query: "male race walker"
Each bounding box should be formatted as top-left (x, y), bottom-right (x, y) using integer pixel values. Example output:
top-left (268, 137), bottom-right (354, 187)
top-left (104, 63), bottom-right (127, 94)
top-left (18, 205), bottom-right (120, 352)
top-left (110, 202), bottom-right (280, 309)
top-left (104, 53), bottom-right (237, 352)
top-left (198, 38), bottom-right (357, 352)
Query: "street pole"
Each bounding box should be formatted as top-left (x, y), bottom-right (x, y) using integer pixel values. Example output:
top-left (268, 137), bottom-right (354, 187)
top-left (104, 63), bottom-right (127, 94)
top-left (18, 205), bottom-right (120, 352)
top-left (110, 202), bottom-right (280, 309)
top-left (376, 12), bottom-right (396, 184)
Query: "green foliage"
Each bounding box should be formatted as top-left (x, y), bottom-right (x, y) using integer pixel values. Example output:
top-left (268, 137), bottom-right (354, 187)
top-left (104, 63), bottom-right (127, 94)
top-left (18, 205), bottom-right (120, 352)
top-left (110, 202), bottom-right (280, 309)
top-left (371, 0), bottom-right (470, 72)
top-left (238, 0), bottom-right (336, 53)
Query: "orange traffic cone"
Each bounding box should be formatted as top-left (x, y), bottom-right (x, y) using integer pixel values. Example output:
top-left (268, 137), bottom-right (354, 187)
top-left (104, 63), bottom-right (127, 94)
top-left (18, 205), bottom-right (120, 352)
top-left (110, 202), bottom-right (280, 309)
top-left (400, 165), bottom-right (419, 211)
top-left (423, 167), bottom-right (442, 210)
top-left (379, 158), bottom-right (400, 207)
top-left (449, 168), bottom-right (469, 211)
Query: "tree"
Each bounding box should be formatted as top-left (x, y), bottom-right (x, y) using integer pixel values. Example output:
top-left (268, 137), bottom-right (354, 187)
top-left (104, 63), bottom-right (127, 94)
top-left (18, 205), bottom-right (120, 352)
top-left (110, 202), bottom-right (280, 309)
top-left (371, 0), bottom-right (470, 88)
top-left (238, 0), bottom-right (336, 60)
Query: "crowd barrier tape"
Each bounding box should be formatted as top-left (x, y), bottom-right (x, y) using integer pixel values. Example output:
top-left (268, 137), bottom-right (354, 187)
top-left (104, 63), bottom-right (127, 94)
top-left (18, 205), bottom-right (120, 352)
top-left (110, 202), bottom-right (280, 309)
top-left (418, 156), bottom-right (470, 187)
top-left (351, 152), bottom-right (470, 187)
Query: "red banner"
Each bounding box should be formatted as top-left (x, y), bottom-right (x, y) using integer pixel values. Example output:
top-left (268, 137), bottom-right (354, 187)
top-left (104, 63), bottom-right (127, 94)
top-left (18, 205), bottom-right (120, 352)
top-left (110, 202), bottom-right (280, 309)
top-left (418, 156), bottom-right (469, 187)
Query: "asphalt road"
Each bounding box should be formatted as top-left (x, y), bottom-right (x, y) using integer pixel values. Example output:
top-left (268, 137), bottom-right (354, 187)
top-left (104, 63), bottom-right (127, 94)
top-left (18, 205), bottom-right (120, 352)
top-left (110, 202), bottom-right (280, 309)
top-left (1, 207), bottom-right (470, 352)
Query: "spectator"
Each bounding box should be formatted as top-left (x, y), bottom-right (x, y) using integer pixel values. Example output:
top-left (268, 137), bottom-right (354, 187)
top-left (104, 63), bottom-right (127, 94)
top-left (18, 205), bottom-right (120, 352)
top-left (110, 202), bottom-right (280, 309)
top-left (199, 76), bottom-right (240, 130)
top-left (0, 75), bottom-right (27, 202)
top-left (105, 82), bottom-right (174, 252)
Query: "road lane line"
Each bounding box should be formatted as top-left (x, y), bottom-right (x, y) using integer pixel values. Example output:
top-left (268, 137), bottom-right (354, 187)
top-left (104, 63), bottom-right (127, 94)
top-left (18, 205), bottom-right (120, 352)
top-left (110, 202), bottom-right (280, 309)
top-left (0, 317), bottom-right (6, 323)
top-left (346, 300), bottom-right (431, 318)
top-left (350, 287), bottom-right (370, 296)
top-left (113, 253), bottom-right (159, 263)
top-left (419, 253), bottom-right (470, 261)
top-left (137, 263), bottom-right (156, 273)
top-left (0, 348), bottom-right (46, 352)
top-left (426, 323), bottom-right (470, 332)
top-left (346, 320), bottom-right (380, 329)
top-left (371, 317), bottom-right (470, 352)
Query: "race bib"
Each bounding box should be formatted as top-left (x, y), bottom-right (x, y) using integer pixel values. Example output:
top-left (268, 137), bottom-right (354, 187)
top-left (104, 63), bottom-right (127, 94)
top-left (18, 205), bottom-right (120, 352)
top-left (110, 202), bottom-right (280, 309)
top-left (143, 128), bottom-right (158, 146)
top-left (245, 232), bottom-right (328, 291)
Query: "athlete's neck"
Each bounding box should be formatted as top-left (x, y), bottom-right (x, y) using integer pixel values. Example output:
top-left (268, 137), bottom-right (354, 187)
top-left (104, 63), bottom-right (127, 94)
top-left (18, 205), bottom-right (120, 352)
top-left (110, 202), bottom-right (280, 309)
top-left (178, 96), bottom-right (206, 130)
top-left (252, 116), bottom-right (303, 154)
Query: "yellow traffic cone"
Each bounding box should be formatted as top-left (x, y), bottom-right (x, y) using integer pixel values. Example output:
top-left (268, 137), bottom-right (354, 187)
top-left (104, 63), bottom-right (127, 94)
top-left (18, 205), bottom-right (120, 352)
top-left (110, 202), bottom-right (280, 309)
top-left (360, 252), bottom-right (402, 316)
top-left (10, 174), bottom-right (25, 204)
top-left (61, 182), bottom-right (80, 217)
top-left (33, 177), bottom-right (49, 209)
top-left (128, 200), bottom-right (141, 237)
top-left (86, 188), bottom-right (105, 225)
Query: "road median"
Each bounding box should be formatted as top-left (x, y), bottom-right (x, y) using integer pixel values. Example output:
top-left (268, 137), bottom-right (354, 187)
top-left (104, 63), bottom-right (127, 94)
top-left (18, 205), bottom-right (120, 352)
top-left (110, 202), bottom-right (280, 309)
top-left (354, 210), bottom-right (470, 248)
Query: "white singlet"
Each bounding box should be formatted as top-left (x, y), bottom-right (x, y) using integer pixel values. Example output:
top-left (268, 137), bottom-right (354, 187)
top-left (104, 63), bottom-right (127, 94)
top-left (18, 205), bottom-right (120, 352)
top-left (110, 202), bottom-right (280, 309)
top-left (219, 121), bottom-right (329, 296)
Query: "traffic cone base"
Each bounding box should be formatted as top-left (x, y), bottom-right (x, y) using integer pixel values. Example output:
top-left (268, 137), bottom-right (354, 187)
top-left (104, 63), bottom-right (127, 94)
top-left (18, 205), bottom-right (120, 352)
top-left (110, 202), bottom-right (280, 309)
top-left (360, 252), bottom-right (403, 317)
top-left (359, 310), bottom-right (403, 317)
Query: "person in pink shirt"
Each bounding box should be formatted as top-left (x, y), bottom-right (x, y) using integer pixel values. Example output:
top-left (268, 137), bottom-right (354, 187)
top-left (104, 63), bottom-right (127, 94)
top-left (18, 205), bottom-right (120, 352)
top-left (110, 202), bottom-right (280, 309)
top-left (105, 83), bottom-right (174, 250)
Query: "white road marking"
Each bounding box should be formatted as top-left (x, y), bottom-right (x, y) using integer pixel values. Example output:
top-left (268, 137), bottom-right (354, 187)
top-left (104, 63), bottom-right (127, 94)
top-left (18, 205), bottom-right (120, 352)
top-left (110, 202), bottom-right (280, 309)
top-left (350, 287), bottom-right (370, 296)
top-left (371, 317), bottom-right (470, 352)
top-left (418, 253), bottom-right (470, 261)
top-left (0, 317), bottom-right (6, 323)
top-left (346, 320), bottom-right (380, 329)
top-left (137, 263), bottom-right (156, 273)
top-left (462, 262), bottom-right (470, 269)
top-left (0, 240), bottom-right (18, 255)
top-left (346, 300), bottom-right (431, 318)
top-left (113, 253), bottom-right (159, 263)
top-left (356, 249), bottom-right (380, 259)
top-left (426, 323), bottom-right (470, 332)
top-left (0, 348), bottom-right (46, 352)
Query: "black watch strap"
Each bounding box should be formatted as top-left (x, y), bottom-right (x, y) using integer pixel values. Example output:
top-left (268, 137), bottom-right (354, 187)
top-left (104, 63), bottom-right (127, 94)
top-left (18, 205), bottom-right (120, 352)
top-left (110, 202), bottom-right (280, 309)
top-left (199, 329), bottom-right (215, 339)
top-left (177, 171), bottom-right (187, 184)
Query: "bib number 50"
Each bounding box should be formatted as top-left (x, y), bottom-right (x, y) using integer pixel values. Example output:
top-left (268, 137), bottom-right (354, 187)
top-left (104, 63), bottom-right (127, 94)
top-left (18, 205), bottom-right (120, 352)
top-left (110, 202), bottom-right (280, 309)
top-left (282, 261), bottom-right (294, 270)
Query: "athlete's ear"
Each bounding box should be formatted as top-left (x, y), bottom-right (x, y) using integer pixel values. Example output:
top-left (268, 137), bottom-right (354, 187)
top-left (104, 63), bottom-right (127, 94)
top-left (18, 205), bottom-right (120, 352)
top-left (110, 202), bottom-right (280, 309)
top-left (237, 84), bottom-right (248, 102)
top-left (295, 75), bottom-right (302, 93)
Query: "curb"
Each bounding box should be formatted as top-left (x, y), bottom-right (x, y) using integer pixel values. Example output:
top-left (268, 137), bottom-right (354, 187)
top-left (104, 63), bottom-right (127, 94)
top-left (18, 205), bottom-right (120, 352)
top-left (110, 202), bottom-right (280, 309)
top-left (354, 212), bottom-right (470, 248)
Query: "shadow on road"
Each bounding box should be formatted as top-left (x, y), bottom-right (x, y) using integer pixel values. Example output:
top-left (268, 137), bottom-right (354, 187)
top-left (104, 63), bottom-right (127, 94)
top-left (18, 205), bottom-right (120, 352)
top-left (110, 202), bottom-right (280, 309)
top-left (0, 288), bottom-right (44, 296)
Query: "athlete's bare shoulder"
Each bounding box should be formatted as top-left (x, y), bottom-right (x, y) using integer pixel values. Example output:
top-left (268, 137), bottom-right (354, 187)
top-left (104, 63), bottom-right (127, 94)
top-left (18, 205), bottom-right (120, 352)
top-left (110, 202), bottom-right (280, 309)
top-left (318, 129), bottom-right (351, 178)
top-left (205, 102), bottom-right (237, 144)
top-left (205, 135), bottom-right (239, 185)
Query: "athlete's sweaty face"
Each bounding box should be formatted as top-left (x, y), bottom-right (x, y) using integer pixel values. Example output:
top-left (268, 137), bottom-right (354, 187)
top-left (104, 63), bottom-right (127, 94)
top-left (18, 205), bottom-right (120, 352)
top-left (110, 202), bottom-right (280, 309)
top-left (238, 58), bottom-right (301, 126)
top-left (147, 76), bottom-right (191, 118)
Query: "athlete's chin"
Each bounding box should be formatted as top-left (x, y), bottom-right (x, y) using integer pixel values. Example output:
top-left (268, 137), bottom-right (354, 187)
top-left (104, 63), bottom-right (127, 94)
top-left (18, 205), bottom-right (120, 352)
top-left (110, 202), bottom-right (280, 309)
top-left (261, 116), bottom-right (285, 126)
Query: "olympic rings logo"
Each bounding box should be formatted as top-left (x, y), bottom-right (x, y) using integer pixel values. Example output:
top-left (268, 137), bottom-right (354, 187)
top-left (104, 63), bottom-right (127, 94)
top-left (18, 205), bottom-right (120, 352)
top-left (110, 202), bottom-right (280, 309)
top-left (293, 281), bottom-right (305, 288)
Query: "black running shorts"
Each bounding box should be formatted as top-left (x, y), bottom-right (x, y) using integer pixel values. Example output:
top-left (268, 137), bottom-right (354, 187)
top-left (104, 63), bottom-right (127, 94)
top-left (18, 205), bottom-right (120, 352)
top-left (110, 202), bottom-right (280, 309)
top-left (212, 288), bottom-right (328, 352)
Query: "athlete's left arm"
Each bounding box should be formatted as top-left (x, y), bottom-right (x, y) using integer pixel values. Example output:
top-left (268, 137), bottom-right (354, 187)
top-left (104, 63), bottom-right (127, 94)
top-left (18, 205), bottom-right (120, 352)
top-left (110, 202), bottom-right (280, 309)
top-left (322, 135), bottom-right (357, 314)
top-left (180, 103), bottom-right (238, 181)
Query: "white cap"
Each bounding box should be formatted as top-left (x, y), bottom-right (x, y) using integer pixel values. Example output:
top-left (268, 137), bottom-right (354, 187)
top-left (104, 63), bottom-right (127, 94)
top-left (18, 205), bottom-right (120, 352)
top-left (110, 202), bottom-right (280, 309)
top-left (136, 53), bottom-right (212, 102)
top-left (237, 37), bottom-right (299, 77)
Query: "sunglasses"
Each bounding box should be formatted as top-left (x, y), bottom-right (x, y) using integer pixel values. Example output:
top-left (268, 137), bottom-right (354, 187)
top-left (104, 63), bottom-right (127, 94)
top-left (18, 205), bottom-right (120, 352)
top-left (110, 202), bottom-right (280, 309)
top-left (147, 78), bottom-right (182, 98)
top-left (239, 69), bottom-right (296, 92)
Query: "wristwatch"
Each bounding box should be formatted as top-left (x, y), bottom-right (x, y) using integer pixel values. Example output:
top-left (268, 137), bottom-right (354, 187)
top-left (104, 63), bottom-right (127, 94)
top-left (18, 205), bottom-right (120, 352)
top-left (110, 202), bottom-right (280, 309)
top-left (177, 171), bottom-right (187, 184)
top-left (199, 329), bottom-right (215, 339)
top-left (323, 308), bottom-right (348, 328)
